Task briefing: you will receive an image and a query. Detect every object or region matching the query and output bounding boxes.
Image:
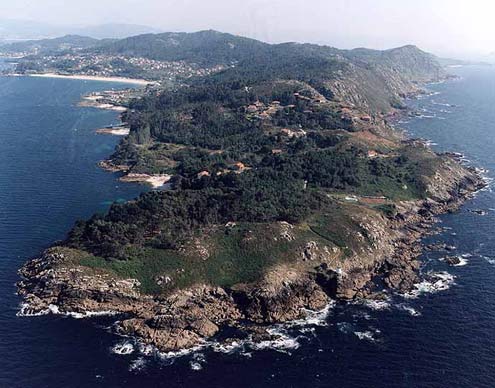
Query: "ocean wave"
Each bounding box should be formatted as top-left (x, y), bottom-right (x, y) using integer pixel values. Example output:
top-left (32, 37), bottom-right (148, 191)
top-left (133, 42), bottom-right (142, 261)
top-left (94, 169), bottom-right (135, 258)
top-left (455, 257), bottom-right (469, 267)
top-left (189, 353), bottom-right (206, 371)
top-left (338, 321), bottom-right (382, 343)
top-left (351, 311), bottom-right (372, 320)
top-left (481, 255), bottom-right (495, 265)
top-left (66, 310), bottom-right (119, 319)
top-left (402, 271), bottom-right (455, 299)
top-left (112, 341), bottom-right (135, 355)
top-left (136, 342), bottom-right (155, 356)
top-left (356, 297), bottom-right (392, 311)
top-left (190, 361), bottom-right (203, 371)
top-left (207, 326), bottom-right (303, 356)
top-left (157, 343), bottom-right (208, 360)
top-left (431, 100), bottom-right (454, 107)
top-left (16, 303), bottom-right (52, 317)
top-left (353, 329), bottom-right (380, 342)
top-left (337, 322), bottom-right (354, 334)
top-left (129, 357), bottom-right (147, 372)
top-left (110, 303), bottom-right (336, 366)
top-left (416, 91), bottom-right (442, 99)
top-left (16, 303), bottom-right (118, 319)
top-left (395, 303), bottom-right (421, 317)
top-left (284, 301), bottom-right (335, 328)
top-left (473, 176), bottom-right (493, 194)
top-left (211, 340), bottom-right (245, 354)
top-left (250, 327), bottom-right (301, 352)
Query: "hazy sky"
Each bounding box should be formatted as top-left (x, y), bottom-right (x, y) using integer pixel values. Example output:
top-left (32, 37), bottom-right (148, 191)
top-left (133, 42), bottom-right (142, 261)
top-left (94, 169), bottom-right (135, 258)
top-left (1, 0), bottom-right (494, 58)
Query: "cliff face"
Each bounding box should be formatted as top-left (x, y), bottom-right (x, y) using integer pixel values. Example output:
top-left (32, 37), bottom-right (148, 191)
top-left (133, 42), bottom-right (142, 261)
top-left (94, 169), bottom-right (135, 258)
top-left (329, 45), bottom-right (448, 113)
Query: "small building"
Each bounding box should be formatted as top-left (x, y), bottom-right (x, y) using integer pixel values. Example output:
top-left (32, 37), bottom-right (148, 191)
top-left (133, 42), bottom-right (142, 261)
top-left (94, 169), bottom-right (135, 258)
top-left (280, 127), bottom-right (306, 138)
top-left (233, 162), bottom-right (246, 171)
top-left (271, 149), bottom-right (283, 154)
top-left (296, 95), bottom-right (311, 101)
top-left (246, 104), bottom-right (258, 113)
top-left (197, 170), bottom-right (210, 178)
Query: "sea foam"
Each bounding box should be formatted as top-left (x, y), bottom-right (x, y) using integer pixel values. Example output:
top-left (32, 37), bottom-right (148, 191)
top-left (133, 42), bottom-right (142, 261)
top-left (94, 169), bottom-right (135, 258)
top-left (403, 271), bottom-right (455, 299)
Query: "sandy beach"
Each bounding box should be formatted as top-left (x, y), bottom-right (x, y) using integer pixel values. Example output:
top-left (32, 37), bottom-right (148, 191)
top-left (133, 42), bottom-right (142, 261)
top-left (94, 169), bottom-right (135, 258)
top-left (96, 127), bottom-right (131, 136)
top-left (28, 73), bottom-right (156, 86)
top-left (119, 173), bottom-right (172, 188)
top-left (93, 103), bottom-right (128, 112)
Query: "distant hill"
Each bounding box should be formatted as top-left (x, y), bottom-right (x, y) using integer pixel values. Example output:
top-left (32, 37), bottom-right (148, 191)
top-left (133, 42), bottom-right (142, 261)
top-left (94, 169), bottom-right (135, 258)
top-left (88, 30), bottom-right (445, 111)
top-left (70, 23), bottom-right (162, 39)
top-left (0, 19), bottom-right (61, 40)
top-left (346, 45), bottom-right (444, 81)
top-left (0, 35), bottom-right (102, 55)
top-left (91, 30), bottom-right (443, 76)
top-left (91, 30), bottom-right (270, 64)
top-left (0, 19), bottom-right (161, 40)
top-left (6, 29), bottom-right (446, 112)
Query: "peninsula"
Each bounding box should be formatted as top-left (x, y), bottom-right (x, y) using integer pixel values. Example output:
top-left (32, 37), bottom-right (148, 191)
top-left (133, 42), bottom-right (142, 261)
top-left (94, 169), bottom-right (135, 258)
top-left (16, 31), bottom-right (485, 352)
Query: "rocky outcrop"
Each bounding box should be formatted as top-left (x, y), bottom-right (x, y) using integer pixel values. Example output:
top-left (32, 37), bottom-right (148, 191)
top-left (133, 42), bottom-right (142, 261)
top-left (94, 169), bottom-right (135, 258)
top-left (17, 250), bottom-right (147, 316)
top-left (444, 256), bottom-right (462, 266)
top-left (117, 286), bottom-right (241, 351)
top-left (232, 268), bottom-right (330, 323)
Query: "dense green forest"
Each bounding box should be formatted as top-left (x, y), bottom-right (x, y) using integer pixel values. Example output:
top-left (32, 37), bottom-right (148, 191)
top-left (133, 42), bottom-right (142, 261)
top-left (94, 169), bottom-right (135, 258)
top-left (71, 71), bottom-right (427, 262)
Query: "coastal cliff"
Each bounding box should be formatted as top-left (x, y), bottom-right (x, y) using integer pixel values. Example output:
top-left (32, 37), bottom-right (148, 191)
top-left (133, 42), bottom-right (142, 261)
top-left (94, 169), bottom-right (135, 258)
top-left (16, 32), bottom-right (485, 353)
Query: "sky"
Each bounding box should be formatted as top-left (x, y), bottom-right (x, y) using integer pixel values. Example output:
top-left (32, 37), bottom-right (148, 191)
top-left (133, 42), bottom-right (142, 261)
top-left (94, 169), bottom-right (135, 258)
top-left (1, 0), bottom-right (494, 59)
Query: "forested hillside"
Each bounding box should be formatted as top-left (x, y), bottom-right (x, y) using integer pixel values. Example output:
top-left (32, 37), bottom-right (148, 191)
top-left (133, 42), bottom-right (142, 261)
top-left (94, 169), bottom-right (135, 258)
top-left (60, 32), bottom-right (447, 294)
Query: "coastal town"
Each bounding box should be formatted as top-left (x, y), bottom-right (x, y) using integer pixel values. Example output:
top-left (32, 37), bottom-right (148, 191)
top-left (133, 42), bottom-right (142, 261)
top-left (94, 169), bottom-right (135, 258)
top-left (6, 52), bottom-right (227, 82)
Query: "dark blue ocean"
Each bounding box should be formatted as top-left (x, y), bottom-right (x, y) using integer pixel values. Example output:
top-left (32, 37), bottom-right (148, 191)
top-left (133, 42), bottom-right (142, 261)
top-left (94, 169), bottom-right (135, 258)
top-left (1, 64), bottom-right (495, 387)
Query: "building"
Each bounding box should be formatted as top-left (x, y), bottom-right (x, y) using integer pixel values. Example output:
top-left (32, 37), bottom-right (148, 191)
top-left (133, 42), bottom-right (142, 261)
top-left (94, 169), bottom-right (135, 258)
top-left (233, 162), bottom-right (246, 171)
top-left (197, 170), bottom-right (210, 178)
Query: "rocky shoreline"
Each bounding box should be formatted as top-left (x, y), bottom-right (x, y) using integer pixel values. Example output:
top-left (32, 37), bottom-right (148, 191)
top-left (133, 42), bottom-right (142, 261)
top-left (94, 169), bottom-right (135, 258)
top-left (16, 156), bottom-right (486, 352)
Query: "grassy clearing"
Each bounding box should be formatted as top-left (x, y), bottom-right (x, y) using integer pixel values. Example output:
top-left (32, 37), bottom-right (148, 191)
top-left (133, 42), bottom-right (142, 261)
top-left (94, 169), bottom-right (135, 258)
top-left (79, 223), bottom-right (315, 294)
top-left (307, 204), bottom-right (373, 257)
